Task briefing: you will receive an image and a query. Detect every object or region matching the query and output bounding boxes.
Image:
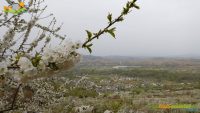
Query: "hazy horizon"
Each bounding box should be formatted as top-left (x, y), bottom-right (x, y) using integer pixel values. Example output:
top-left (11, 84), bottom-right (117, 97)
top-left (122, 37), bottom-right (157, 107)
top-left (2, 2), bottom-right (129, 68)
top-left (81, 54), bottom-right (200, 58)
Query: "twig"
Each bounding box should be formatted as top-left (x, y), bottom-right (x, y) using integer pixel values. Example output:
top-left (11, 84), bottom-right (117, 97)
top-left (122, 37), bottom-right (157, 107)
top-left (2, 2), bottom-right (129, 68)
top-left (0, 84), bottom-right (22, 113)
top-left (0, 15), bottom-right (16, 27)
top-left (82, 14), bottom-right (124, 47)
top-left (82, 0), bottom-right (139, 52)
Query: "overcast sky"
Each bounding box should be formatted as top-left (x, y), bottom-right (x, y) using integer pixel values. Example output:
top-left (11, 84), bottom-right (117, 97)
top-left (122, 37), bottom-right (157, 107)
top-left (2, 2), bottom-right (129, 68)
top-left (2, 0), bottom-right (200, 57)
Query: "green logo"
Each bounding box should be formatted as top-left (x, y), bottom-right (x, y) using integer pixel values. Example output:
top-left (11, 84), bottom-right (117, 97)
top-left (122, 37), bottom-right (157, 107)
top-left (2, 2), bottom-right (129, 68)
top-left (4, 2), bottom-right (27, 15)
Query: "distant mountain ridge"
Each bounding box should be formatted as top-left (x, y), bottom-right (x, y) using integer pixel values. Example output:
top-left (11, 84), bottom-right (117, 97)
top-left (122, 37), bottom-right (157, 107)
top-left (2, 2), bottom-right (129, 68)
top-left (79, 55), bottom-right (200, 67)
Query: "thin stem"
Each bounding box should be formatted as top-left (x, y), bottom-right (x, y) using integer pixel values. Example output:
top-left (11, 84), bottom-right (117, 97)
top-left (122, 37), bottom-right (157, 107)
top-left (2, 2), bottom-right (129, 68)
top-left (82, 14), bottom-right (124, 47)
top-left (0, 84), bottom-right (22, 113)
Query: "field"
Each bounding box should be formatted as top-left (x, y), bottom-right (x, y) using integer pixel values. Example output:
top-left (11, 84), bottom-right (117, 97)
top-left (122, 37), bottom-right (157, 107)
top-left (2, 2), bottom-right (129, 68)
top-left (54, 56), bottom-right (200, 113)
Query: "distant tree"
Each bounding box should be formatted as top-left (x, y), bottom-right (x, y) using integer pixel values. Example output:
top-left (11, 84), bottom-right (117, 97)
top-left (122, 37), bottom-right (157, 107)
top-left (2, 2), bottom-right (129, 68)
top-left (0, 0), bottom-right (139, 112)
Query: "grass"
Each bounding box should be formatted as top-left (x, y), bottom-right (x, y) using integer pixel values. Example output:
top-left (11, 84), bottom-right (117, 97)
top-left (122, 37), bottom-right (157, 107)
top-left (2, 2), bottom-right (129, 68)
top-left (66, 87), bottom-right (98, 98)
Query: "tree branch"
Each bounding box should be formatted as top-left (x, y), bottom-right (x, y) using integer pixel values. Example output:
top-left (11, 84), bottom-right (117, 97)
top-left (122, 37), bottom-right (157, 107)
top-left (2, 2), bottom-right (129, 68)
top-left (0, 84), bottom-right (22, 113)
top-left (82, 0), bottom-right (139, 53)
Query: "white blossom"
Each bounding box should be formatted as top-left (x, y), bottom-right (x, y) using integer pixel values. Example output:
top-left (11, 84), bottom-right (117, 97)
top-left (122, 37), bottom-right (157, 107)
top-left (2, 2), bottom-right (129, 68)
top-left (37, 60), bottom-right (46, 71)
top-left (18, 57), bottom-right (34, 71)
top-left (18, 57), bottom-right (37, 77)
top-left (0, 61), bottom-right (8, 75)
top-left (42, 39), bottom-right (81, 64)
top-left (0, 28), bottom-right (15, 52)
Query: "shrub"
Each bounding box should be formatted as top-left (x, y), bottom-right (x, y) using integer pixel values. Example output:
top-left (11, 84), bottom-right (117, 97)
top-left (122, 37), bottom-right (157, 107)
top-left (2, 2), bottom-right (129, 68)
top-left (67, 87), bottom-right (98, 98)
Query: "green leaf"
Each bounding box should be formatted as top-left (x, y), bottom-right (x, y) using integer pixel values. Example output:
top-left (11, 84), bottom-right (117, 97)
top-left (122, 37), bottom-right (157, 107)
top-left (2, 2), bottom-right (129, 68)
top-left (108, 31), bottom-right (115, 38)
top-left (31, 52), bottom-right (42, 67)
top-left (15, 54), bottom-right (21, 61)
top-left (133, 0), bottom-right (137, 3)
top-left (31, 59), bottom-right (37, 67)
top-left (107, 13), bottom-right (112, 23)
top-left (35, 52), bottom-right (40, 57)
top-left (97, 30), bottom-right (102, 39)
top-left (117, 17), bottom-right (124, 22)
top-left (87, 43), bottom-right (93, 47)
top-left (87, 47), bottom-right (92, 53)
top-left (122, 7), bottom-right (129, 15)
top-left (110, 27), bottom-right (116, 32)
top-left (106, 27), bottom-right (116, 38)
top-left (126, 1), bottom-right (130, 8)
top-left (133, 4), bottom-right (140, 9)
top-left (86, 30), bottom-right (92, 39)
